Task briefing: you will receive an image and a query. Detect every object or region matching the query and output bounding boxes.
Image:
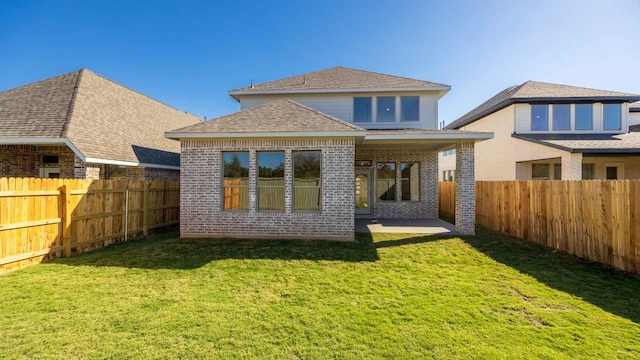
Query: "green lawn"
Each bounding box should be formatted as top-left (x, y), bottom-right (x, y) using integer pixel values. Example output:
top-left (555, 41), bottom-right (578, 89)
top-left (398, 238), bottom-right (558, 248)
top-left (1, 228), bottom-right (639, 359)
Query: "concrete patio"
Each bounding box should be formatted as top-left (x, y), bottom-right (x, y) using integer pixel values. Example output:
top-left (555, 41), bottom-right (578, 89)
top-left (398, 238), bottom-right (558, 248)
top-left (355, 218), bottom-right (458, 234)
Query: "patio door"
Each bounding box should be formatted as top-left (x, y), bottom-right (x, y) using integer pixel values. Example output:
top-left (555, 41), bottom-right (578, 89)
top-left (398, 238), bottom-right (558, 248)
top-left (355, 170), bottom-right (372, 215)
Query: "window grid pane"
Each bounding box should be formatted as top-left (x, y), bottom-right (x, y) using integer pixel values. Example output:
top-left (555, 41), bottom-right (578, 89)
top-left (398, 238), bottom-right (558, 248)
top-left (257, 152), bottom-right (285, 211)
top-left (401, 162), bottom-right (419, 201)
top-left (401, 96), bottom-right (419, 121)
top-left (223, 152), bottom-right (250, 210)
top-left (377, 97), bottom-right (396, 122)
top-left (603, 104), bottom-right (621, 130)
top-left (293, 151), bottom-right (322, 211)
top-left (377, 162), bottom-right (396, 201)
top-left (552, 105), bottom-right (570, 131)
top-left (531, 105), bottom-right (548, 131)
top-left (354, 97), bottom-right (372, 123)
top-left (575, 104), bottom-right (593, 130)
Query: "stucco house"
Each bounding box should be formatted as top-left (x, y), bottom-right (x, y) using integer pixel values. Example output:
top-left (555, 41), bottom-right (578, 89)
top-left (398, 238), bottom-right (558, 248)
top-left (442, 81), bottom-right (640, 180)
top-left (166, 67), bottom-right (492, 240)
top-left (0, 69), bottom-right (201, 180)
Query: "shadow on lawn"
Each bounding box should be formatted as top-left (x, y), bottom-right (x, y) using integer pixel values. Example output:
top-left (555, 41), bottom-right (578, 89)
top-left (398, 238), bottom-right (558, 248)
top-left (55, 231), bottom-right (382, 270)
top-left (462, 227), bottom-right (640, 324)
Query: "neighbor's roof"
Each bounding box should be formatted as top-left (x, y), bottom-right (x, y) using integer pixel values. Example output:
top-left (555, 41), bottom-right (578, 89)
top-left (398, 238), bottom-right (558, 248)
top-left (513, 133), bottom-right (640, 154)
top-left (0, 69), bottom-right (201, 167)
top-left (229, 66), bottom-right (450, 100)
top-left (630, 102), bottom-right (640, 112)
top-left (166, 99), bottom-right (365, 138)
top-left (447, 81), bottom-right (640, 129)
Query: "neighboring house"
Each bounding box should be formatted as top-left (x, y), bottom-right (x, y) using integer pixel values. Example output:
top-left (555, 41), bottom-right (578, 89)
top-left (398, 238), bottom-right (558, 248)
top-left (0, 69), bottom-right (201, 180)
top-left (166, 66), bottom-right (492, 240)
top-left (443, 81), bottom-right (640, 180)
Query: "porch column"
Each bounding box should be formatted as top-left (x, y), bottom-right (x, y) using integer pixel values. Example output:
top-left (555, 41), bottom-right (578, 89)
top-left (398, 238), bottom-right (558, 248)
top-left (455, 141), bottom-right (475, 235)
top-left (561, 153), bottom-right (582, 180)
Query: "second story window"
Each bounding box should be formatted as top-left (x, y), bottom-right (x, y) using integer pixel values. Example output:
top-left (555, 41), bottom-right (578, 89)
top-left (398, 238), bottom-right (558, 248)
top-left (552, 104), bottom-right (570, 131)
top-left (353, 97), bottom-right (372, 123)
top-left (575, 104), bottom-right (593, 130)
top-left (401, 96), bottom-right (420, 121)
top-left (531, 105), bottom-right (548, 131)
top-left (603, 104), bottom-right (621, 131)
top-left (377, 97), bottom-right (396, 122)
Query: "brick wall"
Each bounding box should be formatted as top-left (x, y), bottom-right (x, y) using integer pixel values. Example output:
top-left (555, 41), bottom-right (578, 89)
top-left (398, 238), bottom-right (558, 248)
top-left (180, 138), bottom-right (355, 241)
top-left (0, 145), bottom-right (75, 178)
top-left (455, 141), bottom-right (475, 235)
top-left (355, 147), bottom-right (439, 219)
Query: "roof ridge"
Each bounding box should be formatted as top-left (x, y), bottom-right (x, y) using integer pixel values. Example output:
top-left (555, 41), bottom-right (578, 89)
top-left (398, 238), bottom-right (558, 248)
top-left (60, 69), bottom-right (84, 138)
top-left (333, 66), bottom-right (449, 88)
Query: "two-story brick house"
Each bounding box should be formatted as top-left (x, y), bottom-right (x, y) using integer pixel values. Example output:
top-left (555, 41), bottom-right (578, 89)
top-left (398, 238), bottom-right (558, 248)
top-left (166, 67), bottom-right (492, 240)
top-left (444, 81), bottom-right (640, 180)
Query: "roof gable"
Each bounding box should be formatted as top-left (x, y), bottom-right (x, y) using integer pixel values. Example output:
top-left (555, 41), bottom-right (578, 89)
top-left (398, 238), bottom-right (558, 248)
top-left (167, 99), bottom-right (364, 137)
top-left (447, 81), bottom-right (640, 129)
top-left (0, 70), bottom-right (81, 137)
top-left (229, 66), bottom-right (449, 96)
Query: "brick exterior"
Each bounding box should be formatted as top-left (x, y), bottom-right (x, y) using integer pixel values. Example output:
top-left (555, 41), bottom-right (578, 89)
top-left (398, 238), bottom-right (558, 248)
top-left (455, 141), bottom-right (475, 234)
top-left (0, 145), bottom-right (75, 178)
top-left (355, 147), bottom-right (438, 219)
top-left (180, 138), bottom-right (355, 241)
top-left (0, 144), bottom-right (179, 180)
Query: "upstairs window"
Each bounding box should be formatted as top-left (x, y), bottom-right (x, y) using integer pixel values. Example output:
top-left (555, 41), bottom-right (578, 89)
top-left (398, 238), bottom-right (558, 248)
top-left (575, 104), bottom-right (593, 130)
top-left (377, 97), bottom-right (396, 122)
top-left (223, 152), bottom-right (250, 211)
top-left (531, 105), bottom-right (548, 131)
top-left (552, 105), bottom-right (570, 131)
top-left (353, 97), bottom-right (372, 123)
top-left (603, 104), bottom-right (621, 130)
top-left (257, 152), bottom-right (285, 211)
top-left (401, 96), bottom-right (420, 121)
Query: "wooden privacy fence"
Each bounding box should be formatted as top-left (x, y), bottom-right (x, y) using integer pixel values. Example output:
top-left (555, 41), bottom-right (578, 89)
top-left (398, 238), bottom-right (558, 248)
top-left (0, 177), bottom-right (180, 274)
top-left (439, 180), bottom-right (640, 274)
top-left (439, 182), bottom-right (456, 218)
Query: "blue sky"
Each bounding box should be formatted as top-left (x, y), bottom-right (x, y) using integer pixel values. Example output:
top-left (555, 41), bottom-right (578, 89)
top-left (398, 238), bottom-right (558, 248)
top-left (1, 0), bottom-right (638, 125)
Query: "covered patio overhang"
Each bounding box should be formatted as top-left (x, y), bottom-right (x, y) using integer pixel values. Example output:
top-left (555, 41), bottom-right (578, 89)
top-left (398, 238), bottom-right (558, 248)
top-left (354, 129), bottom-right (493, 235)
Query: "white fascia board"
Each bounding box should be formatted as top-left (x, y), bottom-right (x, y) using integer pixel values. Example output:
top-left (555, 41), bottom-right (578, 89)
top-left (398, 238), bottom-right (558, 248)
top-left (363, 133), bottom-right (494, 141)
top-left (229, 86), bottom-right (451, 97)
top-left (0, 137), bottom-right (86, 161)
top-left (84, 158), bottom-right (180, 170)
top-left (165, 131), bottom-right (367, 139)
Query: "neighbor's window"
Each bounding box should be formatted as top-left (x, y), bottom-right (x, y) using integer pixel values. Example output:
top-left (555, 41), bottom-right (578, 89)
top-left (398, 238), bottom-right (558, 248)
top-left (42, 155), bottom-right (59, 164)
top-left (575, 104), bottom-right (593, 130)
top-left (293, 151), bottom-right (321, 211)
top-left (531, 163), bottom-right (550, 180)
top-left (401, 162), bottom-right (419, 201)
top-left (606, 166), bottom-right (618, 180)
top-left (582, 163), bottom-right (594, 180)
top-left (223, 152), bottom-right (250, 210)
top-left (603, 104), bottom-right (622, 130)
top-left (257, 152), bottom-right (285, 211)
top-left (401, 96), bottom-right (420, 121)
top-left (353, 97), bottom-right (372, 123)
top-left (552, 104), bottom-right (570, 131)
top-left (531, 105), bottom-right (548, 131)
top-left (554, 164), bottom-right (562, 180)
top-left (377, 97), bottom-right (396, 122)
top-left (377, 162), bottom-right (396, 201)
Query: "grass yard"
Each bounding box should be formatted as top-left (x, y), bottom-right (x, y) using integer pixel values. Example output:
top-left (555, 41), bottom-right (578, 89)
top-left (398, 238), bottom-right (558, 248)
top-left (1, 228), bottom-right (640, 359)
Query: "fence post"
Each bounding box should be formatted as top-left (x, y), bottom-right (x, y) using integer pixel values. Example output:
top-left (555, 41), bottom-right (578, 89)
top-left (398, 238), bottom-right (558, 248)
top-left (143, 182), bottom-right (149, 236)
top-left (60, 184), bottom-right (73, 257)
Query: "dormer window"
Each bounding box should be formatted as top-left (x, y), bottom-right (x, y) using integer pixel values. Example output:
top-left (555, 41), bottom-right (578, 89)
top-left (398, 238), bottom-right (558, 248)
top-left (603, 104), bottom-right (621, 130)
top-left (377, 97), bottom-right (396, 122)
top-left (552, 104), bottom-right (570, 131)
top-left (531, 105), bottom-right (548, 131)
top-left (575, 104), bottom-right (593, 130)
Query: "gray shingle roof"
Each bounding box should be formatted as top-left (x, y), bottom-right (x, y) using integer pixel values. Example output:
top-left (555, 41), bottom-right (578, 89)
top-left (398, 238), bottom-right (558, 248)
top-left (229, 66), bottom-right (449, 94)
top-left (168, 99), bottom-right (364, 136)
top-left (0, 69), bottom-right (202, 167)
top-left (630, 102), bottom-right (640, 111)
top-left (513, 133), bottom-right (640, 153)
top-left (447, 81), bottom-right (640, 129)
